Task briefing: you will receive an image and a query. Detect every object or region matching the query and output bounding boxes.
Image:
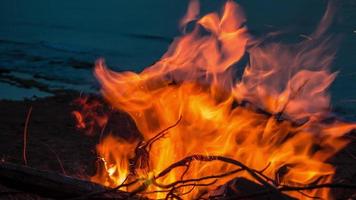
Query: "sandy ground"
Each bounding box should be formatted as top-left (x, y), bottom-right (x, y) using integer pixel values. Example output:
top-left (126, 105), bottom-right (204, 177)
top-left (0, 92), bottom-right (140, 177)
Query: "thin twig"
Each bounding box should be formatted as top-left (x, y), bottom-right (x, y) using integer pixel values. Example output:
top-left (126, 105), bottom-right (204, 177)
top-left (153, 168), bottom-right (244, 189)
top-left (130, 116), bottom-right (182, 174)
top-left (155, 155), bottom-right (275, 191)
top-left (146, 116), bottom-right (183, 151)
top-left (179, 163), bottom-right (190, 180)
top-left (164, 180), bottom-right (217, 200)
top-left (23, 106), bottom-right (33, 166)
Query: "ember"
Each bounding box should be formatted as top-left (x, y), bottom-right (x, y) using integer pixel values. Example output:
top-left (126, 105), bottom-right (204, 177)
top-left (74, 1), bottom-right (356, 199)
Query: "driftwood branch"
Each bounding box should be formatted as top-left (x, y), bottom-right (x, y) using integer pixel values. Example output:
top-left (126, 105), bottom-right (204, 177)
top-left (0, 162), bottom-right (142, 199)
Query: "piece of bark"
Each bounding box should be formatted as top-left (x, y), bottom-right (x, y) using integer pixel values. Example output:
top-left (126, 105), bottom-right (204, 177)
top-left (0, 162), bottom-right (141, 199)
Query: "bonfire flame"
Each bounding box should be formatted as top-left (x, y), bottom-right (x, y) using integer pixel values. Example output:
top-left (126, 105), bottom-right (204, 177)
top-left (75, 1), bottom-right (356, 199)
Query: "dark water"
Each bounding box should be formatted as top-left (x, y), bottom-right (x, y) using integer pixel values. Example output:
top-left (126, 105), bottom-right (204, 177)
top-left (0, 0), bottom-right (355, 115)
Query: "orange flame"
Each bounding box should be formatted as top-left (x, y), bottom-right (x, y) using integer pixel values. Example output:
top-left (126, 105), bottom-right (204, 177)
top-left (72, 96), bottom-right (109, 136)
top-left (84, 1), bottom-right (356, 199)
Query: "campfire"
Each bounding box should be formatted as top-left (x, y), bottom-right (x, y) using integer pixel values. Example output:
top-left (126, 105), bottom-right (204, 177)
top-left (75, 1), bottom-right (356, 199)
top-left (65, 1), bottom-right (356, 199)
top-left (1, 0), bottom-right (356, 200)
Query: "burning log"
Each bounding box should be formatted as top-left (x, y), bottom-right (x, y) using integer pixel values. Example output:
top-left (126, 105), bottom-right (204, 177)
top-left (0, 162), bottom-right (142, 199)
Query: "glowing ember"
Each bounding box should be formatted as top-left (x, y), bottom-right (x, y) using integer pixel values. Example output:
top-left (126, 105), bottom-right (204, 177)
top-left (74, 1), bottom-right (356, 199)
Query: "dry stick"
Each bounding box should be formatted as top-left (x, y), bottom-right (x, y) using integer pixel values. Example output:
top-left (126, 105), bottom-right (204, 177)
top-left (146, 116), bottom-right (183, 151)
top-left (153, 159), bottom-right (277, 197)
top-left (153, 169), bottom-right (244, 200)
top-left (177, 185), bottom-right (196, 197)
top-left (22, 106), bottom-right (66, 175)
top-left (130, 116), bottom-right (183, 174)
top-left (253, 169), bottom-right (276, 185)
top-left (154, 155), bottom-right (281, 199)
top-left (155, 155), bottom-right (275, 190)
top-left (251, 162), bottom-right (277, 185)
top-left (129, 178), bottom-right (218, 199)
top-left (179, 163), bottom-right (191, 180)
top-left (164, 181), bottom-right (218, 200)
top-left (153, 168), bottom-right (244, 189)
top-left (258, 162), bottom-right (271, 174)
top-left (23, 106), bottom-right (33, 166)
